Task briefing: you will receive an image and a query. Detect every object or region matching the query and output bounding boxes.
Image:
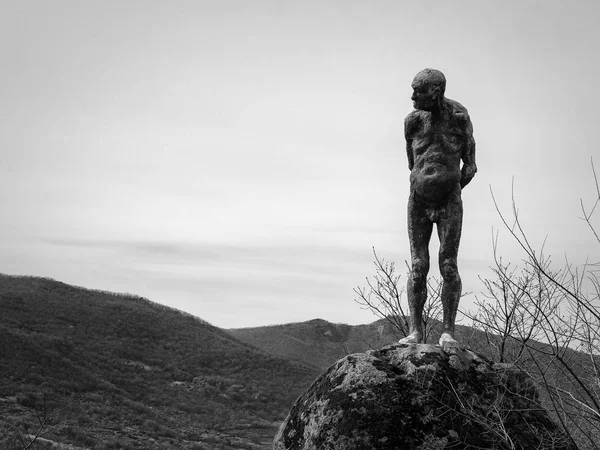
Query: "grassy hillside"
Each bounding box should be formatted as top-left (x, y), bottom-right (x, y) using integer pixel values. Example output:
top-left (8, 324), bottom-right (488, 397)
top-left (0, 274), bottom-right (318, 450)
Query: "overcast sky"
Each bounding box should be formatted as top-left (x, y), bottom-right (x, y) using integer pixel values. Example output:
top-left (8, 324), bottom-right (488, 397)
top-left (1, 0), bottom-right (599, 329)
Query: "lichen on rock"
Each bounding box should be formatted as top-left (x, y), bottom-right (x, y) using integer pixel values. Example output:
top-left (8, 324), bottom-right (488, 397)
top-left (273, 343), bottom-right (576, 450)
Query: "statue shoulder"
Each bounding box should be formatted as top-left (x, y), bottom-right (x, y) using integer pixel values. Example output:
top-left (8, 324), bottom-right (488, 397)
top-left (445, 98), bottom-right (470, 117)
top-left (404, 110), bottom-right (424, 136)
top-left (445, 98), bottom-right (473, 132)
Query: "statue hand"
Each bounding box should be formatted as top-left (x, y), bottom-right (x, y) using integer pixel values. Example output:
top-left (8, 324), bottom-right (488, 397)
top-left (460, 163), bottom-right (477, 188)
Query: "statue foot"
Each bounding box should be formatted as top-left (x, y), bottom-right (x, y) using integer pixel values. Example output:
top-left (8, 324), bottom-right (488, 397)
top-left (398, 331), bottom-right (422, 344)
top-left (439, 332), bottom-right (459, 350)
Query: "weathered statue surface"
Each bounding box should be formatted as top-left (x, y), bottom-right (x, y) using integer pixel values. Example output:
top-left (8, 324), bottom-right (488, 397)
top-left (399, 68), bottom-right (477, 348)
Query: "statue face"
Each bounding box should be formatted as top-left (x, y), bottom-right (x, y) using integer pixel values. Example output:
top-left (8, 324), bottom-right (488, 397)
top-left (411, 80), bottom-right (440, 111)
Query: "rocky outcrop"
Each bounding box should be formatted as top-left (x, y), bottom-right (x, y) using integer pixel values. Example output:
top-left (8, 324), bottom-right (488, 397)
top-left (274, 343), bottom-right (575, 450)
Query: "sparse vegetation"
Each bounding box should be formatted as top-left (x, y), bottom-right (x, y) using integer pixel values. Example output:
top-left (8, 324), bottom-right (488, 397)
top-left (353, 247), bottom-right (444, 343)
top-left (464, 163), bottom-right (600, 449)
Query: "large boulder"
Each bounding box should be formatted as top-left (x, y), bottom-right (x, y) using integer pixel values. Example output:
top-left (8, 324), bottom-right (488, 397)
top-left (274, 343), bottom-right (575, 450)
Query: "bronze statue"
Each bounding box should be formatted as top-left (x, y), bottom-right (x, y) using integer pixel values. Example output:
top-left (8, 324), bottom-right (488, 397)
top-left (399, 69), bottom-right (477, 348)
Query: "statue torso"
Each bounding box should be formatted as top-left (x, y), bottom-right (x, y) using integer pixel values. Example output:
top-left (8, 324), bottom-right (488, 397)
top-left (406, 99), bottom-right (469, 202)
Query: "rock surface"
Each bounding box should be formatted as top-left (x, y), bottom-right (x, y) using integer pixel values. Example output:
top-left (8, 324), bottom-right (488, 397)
top-left (273, 343), bottom-right (575, 450)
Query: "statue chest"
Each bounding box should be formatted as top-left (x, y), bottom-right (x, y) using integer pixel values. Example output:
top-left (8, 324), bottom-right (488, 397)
top-left (411, 119), bottom-right (465, 155)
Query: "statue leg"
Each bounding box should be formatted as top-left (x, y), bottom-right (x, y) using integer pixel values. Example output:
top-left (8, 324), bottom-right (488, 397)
top-left (436, 191), bottom-right (463, 349)
top-left (400, 192), bottom-right (433, 344)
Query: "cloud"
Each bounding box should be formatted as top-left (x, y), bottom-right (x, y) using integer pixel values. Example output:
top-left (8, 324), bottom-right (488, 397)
top-left (42, 237), bottom-right (368, 271)
top-left (38, 236), bottom-right (384, 327)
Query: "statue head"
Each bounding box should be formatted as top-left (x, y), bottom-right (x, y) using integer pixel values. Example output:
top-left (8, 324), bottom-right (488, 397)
top-left (411, 68), bottom-right (446, 112)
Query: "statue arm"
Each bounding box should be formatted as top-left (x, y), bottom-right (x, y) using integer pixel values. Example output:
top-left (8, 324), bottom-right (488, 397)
top-left (460, 114), bottom-right (477, 188)
top-left (404, 114), bottom-right (416, 171)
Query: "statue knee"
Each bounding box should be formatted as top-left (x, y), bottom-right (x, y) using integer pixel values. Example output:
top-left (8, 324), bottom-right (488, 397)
top-left (439, 259), bottom-right (459, 281)
top-left (411, 259), bottom-right (429, 282)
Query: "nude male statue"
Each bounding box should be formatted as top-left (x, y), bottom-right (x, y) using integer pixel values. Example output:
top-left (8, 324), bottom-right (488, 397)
top-left (399, 68), bottom-right (477, 348)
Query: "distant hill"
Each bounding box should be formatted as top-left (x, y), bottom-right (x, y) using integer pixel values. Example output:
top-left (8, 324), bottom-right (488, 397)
top-left (0, 274), bottom-right (319, 450)
top-left (227, 317), bottom-right (494, 372)
top-left (228, 318), bottom-right (399, 371)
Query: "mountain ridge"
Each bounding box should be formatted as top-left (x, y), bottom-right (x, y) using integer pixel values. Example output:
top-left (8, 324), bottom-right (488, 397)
top-left (228, 317), bottom-right (398, 371)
